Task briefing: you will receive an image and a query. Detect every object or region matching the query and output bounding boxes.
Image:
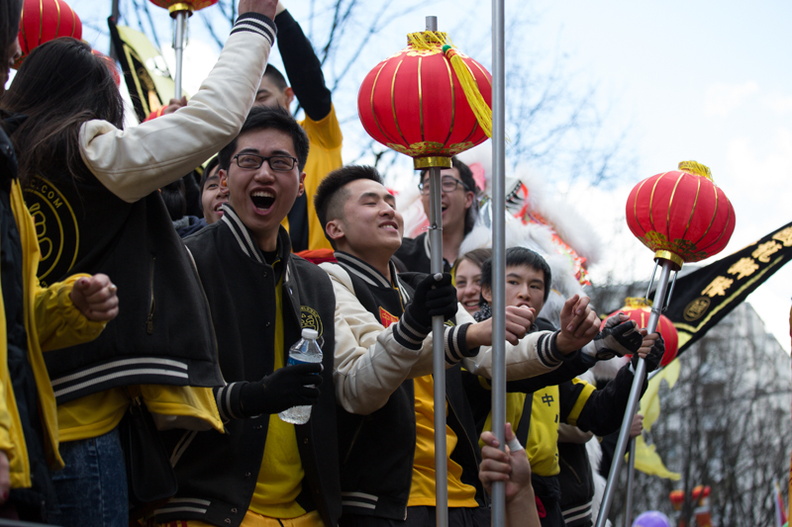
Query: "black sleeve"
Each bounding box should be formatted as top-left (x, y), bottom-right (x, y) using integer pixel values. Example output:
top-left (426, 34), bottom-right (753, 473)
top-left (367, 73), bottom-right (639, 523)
top-left (275, 9), bottom-right (332, 120)
top-left (568, 364), bottom-right (647, 436)
top-left (504, 350), bottom-right (591, 393)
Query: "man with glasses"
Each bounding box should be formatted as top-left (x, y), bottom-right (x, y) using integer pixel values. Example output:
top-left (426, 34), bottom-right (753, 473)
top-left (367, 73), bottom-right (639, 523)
top-left (394, 157), bottom-right (479, 273)
top-left (152, 105), bottom-right (341, 527)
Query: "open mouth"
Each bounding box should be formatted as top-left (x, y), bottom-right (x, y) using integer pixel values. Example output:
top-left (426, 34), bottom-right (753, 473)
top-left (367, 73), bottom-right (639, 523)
top-left (251, 191), bottom-right (275, 211)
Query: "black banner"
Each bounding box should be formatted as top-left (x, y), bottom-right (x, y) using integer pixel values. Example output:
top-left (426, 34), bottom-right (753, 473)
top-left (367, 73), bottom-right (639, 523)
top-left (656, 221), bottom-right (792, 354)
top-left (108, 17), bottom-right (174, 123)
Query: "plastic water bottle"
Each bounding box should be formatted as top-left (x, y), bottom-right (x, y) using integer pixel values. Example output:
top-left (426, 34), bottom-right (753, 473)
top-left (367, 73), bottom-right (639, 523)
top-left (278, 328), bottom-right (322, 424)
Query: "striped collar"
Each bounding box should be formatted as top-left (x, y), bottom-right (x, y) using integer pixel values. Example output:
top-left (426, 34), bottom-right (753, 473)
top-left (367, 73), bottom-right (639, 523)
top-left (219, 204), bottom-right (291, 271)
top-left (334, 252), bottom-right (410, 301)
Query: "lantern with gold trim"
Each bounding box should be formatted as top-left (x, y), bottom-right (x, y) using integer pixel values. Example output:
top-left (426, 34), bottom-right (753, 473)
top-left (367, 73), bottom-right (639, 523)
top-left (15, 0), bottom-right (82, 68)
top-left (603, 297), bottom-right (679, 367)
top-left (625, 161), bottom-right (736, 270)
top-left (357, 20), bottom-right (493, 522)
top-left (148, 0), bottom-right (218, 98)
top-left (357, 28), bottom-right (492, 170)
top-left (598, 161), bottom-right (736, 525)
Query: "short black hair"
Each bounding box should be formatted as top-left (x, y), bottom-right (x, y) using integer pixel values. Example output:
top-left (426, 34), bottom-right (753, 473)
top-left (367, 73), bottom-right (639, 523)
top-left (263, 64), bottom-right (289, 91)
top-left (480, 247), bottom-right (552, 303)
top-left (218, 105), bottom-right (309, 172)
top-left (200, 156), bottom-right (220, 190)
top-left (314, 165), bottom-right (383, 248)
top-left (419, 156), bottom-right (479, 234)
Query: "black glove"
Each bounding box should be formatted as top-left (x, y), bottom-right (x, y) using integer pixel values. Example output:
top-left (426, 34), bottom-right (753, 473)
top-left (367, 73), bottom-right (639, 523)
top-left (404, 273), bottom-right (458, 333)
top-left (239, 362), bottom-right (322, 417)
top-left (633, 334), bottom-right (665, 373)
top-left (588, 314), bottom-right (643, 360)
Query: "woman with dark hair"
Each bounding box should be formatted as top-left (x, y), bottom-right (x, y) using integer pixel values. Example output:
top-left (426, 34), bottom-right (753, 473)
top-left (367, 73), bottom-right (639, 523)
top-left (452, 248), bottom-right (492, 314)
top-left (1, 1), bottom-right (278, 524)
top-left (0, 2), bottom-right (120, 522)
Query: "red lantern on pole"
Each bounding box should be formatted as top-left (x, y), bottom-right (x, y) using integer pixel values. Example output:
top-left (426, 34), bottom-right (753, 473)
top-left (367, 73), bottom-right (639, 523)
top-left (357, 29), bottom-right (492, 169)
top-left (599, 162), bottom-right (735, 526)
top-left (16, 0), bottom-right (82, 68)
top-left (626, 161), bottom-right (736, 270)
top-left (603, 297), bottom-right (679, 367)
top-left (356, 21), bottom-right (493, 524)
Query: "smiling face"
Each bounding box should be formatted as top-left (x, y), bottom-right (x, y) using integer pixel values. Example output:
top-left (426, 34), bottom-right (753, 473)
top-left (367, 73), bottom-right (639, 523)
top-left (482, 264), bottom-right (547, 313)
top-left (420, 166), bottom-right (474, 236)
top-left (325, 178), bottom-right (403, 267)
top-left (455, 258), bottom-right (483, 314)
top-left (220, 127), bottom-right (305, 251)
top-left (201, 165), bottom-right (228, 224)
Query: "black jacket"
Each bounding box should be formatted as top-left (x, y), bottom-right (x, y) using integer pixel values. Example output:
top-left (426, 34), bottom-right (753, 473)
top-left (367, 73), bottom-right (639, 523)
top-left (153, 208), bottom-right (340, 527)
top-left (22, 169), bottom-right (221, 402)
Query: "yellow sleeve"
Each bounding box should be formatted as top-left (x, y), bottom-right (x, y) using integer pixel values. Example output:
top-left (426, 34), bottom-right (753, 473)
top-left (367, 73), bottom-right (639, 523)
top-left (564, 378), bottom-right (597, 427)
top-left (300, 106), bottom-right (344, 251)
top-left (0, 378), bottom-right (14, 455)
top-left (32, 274), bottom-right (107, 352)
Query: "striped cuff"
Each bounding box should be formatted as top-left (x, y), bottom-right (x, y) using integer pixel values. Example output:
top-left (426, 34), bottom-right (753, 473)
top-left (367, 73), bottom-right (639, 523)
top-left (536, 331), bottom-right (566, 368)
top-left (231, 12), bottom-right (277, 45)
top-left (444, 323), bottom-right (477, 363)
top-left (215, 382), bottom-right (245, 421)
top-left (392, 311), bottom-right (430, 351)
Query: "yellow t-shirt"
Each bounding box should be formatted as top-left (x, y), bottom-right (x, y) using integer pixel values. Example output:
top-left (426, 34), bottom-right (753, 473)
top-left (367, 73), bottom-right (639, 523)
top-left (249, 278), bottom-right (306, 518)
top-left (408, 375), bottom-right (478, 508)
top-left (281, 106), bottom-right (343, 252)
top-left (57, 388), bottom-right (129, 442)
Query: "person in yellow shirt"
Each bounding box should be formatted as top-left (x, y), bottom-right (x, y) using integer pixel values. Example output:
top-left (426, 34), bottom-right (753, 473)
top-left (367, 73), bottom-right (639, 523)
top-left (255, 2), bottom-right (343, 253)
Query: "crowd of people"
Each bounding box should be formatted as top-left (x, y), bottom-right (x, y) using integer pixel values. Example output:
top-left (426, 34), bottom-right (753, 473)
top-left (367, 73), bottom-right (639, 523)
top-left (0, 0), bottom-right (665, 526)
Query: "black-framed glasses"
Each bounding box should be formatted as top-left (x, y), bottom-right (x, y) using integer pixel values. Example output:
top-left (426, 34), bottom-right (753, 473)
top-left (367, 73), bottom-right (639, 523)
top-left (233, 153), bottom-right (298, 172)
top-left (418, 176), bottom-right (469, 195)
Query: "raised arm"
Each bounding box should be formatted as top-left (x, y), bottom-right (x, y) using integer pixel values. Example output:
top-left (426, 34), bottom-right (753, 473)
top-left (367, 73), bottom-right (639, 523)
top-left (81, 1), bottom-right (278, 202)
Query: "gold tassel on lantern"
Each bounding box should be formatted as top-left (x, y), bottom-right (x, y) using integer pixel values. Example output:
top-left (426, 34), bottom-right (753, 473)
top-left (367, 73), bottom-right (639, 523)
top-left (406, 31), bottom-right (493, 138)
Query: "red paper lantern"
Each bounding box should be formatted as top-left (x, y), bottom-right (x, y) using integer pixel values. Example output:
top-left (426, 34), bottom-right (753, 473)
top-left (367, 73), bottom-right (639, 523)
top-left (357, 31), bottom-right (492, 169)
top-left (603, 297), bottom-right (679, 367)
top-left (148, 0), bottom-right (218, 17)
top-left (669, 489), bottom-right (685, 510)
top-left (626, 161), bottom-right (735, 270)
top-left (16, 0), bottom-right (82, 68)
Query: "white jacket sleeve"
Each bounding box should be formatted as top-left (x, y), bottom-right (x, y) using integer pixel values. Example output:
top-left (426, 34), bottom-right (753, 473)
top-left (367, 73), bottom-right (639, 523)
top-left (457, 308), bottom-right (566, 380)
top-left (324, 263), bottom-right (470, 415)
top-left (79, 13), bottom-right (277, 203)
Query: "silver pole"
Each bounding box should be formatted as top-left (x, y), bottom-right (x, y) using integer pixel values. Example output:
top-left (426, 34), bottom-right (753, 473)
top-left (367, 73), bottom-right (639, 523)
top-left (425, 17), bottom-right (449, 527)
top-left (173, 11), bottom-right (188, 99)
top-left (595, 258), bottom-right (677, 526)
top-left (623, 439), bottom-right (637, 527)
top-left (428, 167), bottom-right (448, 527)
top-left (490, 0), bottom-right (507, 525)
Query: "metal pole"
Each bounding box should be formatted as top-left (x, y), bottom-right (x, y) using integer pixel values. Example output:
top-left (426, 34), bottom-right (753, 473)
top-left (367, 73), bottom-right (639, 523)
top-left (490, 0), bottom-right (507, 525)
top-left (428, 166), bottom-right (448, 527)
top-left (173, 11), bottom-right (187, 99)
top-left (623, 439), bottom-right (637, 527)
top-left (424, 17), bottom-right (449, 527)
top-left (595, 258), bottom-right (677, 526)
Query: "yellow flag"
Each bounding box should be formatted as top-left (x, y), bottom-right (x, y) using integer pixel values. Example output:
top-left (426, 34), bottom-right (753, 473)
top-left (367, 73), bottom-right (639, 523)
top-left (631, 360), bottom-right (682, 479)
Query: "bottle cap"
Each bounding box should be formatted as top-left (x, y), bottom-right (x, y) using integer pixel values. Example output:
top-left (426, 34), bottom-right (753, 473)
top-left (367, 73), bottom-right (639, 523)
top-left (301, 328), bottom-right (319, 340)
